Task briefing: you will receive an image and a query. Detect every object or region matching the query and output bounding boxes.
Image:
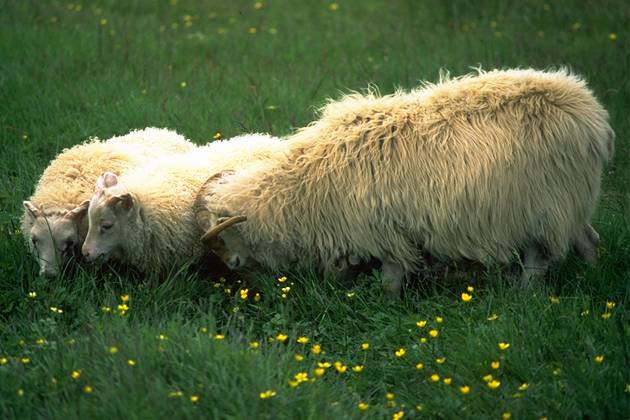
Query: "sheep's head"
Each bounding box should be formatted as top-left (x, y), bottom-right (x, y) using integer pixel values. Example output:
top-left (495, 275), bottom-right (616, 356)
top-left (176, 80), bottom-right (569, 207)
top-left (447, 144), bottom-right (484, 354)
top-left (82, 172), bottom-right (136, 263)
top-left (200, 215), bottom-right (250, 270)
top-left (23, 200), bottom-right (89, 278)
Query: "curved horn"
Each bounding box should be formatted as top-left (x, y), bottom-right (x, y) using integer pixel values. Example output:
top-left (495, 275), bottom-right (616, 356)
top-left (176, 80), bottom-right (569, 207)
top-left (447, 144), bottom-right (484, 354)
top-left (201, 215), bottom-right (247, 243)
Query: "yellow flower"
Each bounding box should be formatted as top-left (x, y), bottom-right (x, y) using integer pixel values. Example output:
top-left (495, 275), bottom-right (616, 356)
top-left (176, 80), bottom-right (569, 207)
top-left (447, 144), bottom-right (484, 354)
top-left (357, 402), bottom-right (369, 411)
top-left (259, 389), bottom-right (276, 399)
top-left (467, 285), bottom-right (474, 292)
top-left (180, 81), bottom-right (187, 88)
top-left (100, 18), bottom-right (108, 27)
top-left (254, 293), bottom-right (261, 302)
top-left (430, 373), bottom-right (440, 382)
top-left (419, 337), bottom-right (427, 343)
top-left (248, 27), bottom-right (257, 34)
top-left (294, 372), bottom-right (309, 383)
top-left (36, 338), bottom-right (46, 345)
top-left (415, 362), bottom-right (424, 370)
top-left (488, 314), bottom-right (498, 321)
top-left (117, 304), bottom-right (128, 315)
top-left (277, 276), bottom-right (287, 283)
top-left (318, 361), bottom-right (331, 369)
top-left (28, 291), bottom-right (37, 299)
top-left (190, 395), bottom-right (199, 403)
top-left (213, 132), bottom-right (222, 140)
top-left (276, 333), bottom-right (288, 343)
top-left (487, 379), bottom-right (501, 389)
top-left (109, 346), bottom-right (118, 354)
top-left (483, 374), bottom-right (493, 382)
top-left (392, 411), bottom-right (404, 420)
top-left (601, 312), bottom-right (612, 320)
top-left (249, 341), bottom-right (260, 349)
top-left (416, 320), bottom-right (427, 328)
top-left (460, 385), bottom-right (471, 394)
top-left (315, 368), bottom-right (325, 377)
top-left (518, 383), bottom-right (529, 391)
top-left (328, 3), bottom-right (339, 11)
top-left (625, 384), bottom-right (630, 393)
top-left (127, 359), bottom-right (136, 366)
top-left (200, 327), bottom-right (208, 333)
top-left (436, 357), bottom-right (445, 364)
top-left (461, 292), bottom-right (472, 302)
top-left (20, 357), bottom-right (30, 364)
top-left (254, 1), bottom-right (264, 9)
top-left (83, 385), bottom-right (93, 394)
top-left (581, 309), bottom-right (589, 316)
top-left (553, 368), bottom-right (561, 375)
top-left (443, 377), bottom-right (452, 385)
top-left (158, 334), bottom-right (168, 341)
top-left (17, 389), bottom-right (24, 397)
top-left (102, 306), bottom-right (111, 313)
top-left (334, 362), bottom-right (347, 373)
top-left (71, 370), bottom-right (81, 380)
top-left (609, 32), bottom-right (618, 41)
top-left (294, 354), bottom-right (304, 362)
top-left (498, 342), bottom-right (510, 350)
top-left (311, 344), bottom-right (321, 354)
top-left (606, 301), bottom-right (616, 309)
top-left (240, 289), bottom-right (248, 300)
top-left (352, 365), bottom-right (364, 373)
top-left (436, 316), bottom-right (444, 323)
top-left (386, 392), bottom-right (395, 400)
top-left (361, 342), bottom-right (370, 350)
top-left (594, 355), bottom-right (604, 363)
top-left (346, 292), bottom-right (355, 298)
top-left (0, 357), bottom-right (8, 365)
top-left (297, 336), bottom-right (309, 344)
top-left (120, 294), bottom-right (130, 302)
top-left (549, 296), bottom-right (560, 304)
top-left (429, 329), bottom-right (439, 338)
top-left (50, 306), bottom-right (63, 314)
top-left (491, 361), bottom-right (500, 369)
top-left (502, 412), bottom-right (512, 420)
top-left (214, 334), bottom-right (225, 340)
top-left (395, 348), bottom-right (406, 358)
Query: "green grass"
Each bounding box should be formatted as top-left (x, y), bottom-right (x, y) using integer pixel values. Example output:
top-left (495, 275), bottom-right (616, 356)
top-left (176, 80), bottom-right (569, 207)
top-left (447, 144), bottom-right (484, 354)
top-left (1, 0), bottom-right (629, 418)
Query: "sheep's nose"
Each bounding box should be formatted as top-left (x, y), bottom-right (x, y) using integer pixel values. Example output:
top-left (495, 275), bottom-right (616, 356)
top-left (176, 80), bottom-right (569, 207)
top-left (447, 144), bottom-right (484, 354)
top-left (82, 245), bottom-right (94, 260)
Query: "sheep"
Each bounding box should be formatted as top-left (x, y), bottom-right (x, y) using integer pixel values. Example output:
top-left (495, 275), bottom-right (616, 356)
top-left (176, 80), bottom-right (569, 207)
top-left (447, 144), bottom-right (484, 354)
top-left (81, 134), bottom-right (287, 274)
top-left (22, 128), bottom-right (194, 277)
top-left (195, 68), bottom-right (615, 298)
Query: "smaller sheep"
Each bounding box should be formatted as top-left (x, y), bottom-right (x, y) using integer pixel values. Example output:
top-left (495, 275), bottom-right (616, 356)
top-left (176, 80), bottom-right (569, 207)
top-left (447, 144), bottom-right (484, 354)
top-left (81, 134), bottom-right (287, 274)
top-left (22, 128), bottom-right (194, 277)
top-left (195, 69), bottom-right (614, 297)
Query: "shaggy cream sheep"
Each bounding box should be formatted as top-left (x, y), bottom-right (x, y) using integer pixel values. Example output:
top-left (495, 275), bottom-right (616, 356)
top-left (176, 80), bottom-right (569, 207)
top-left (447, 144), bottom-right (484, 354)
top-left (81, 134), bottom-right (287, 274)
top-left (197, 69), bottom-right (614, 297)
top-left (22, 128), bottom-right (194, 277)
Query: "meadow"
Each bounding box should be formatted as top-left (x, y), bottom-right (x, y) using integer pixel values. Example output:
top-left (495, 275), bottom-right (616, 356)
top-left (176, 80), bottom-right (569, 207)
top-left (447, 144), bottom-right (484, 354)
top-left (1, 0), bottom-right (629, 418)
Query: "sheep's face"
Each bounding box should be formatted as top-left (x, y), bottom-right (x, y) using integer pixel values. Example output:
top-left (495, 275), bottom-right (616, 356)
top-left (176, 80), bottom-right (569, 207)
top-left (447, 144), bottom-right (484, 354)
top-left (82, 173), bottom-right (135, 263)
top-left (200, 215), bottom-right (251, 270)
top-left (23, 201), bottom-right (89, 278)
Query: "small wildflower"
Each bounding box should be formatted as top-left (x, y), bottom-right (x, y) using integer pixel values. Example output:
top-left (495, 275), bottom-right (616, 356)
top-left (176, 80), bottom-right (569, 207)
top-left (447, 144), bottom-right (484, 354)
top-left (488, 314), bottom-right (498, 321)
top-left (20, 357), bottom-right (30, 364)
top-left (158, 334), bottom-right (168, 341)
top-left (436, 357), bottom-right (446, 364)
top-left (395, 348), bottom-right (406, 358)
top-left (254, 293), bottom-right (261, 302)
top-left (352, 365), bottom-right (364, 373)
top-left (254, 1), bottom-right (264, 9)
top-left (190, 395), bottom-right (199, 403)
top-left (392, 411), bottom-right (404, 420)
top-left (334, 362), bottom-right (347, 373)
top-left (127, 359), bottom-right (136, 366)
top-left (467, 285), bottom-right (474, 292)
top-left (200, 327), bottom-right (208, 333)
top-left (461, 292), bottom-right (472, 302)
top-left (17, 389), bottom-right (24, 397)
top-left (28, 291), bottom-right (37, 299)
top-left (415, 362), bottom-right (424, 370)
top-left (102, 306), bottom-right (111, 313)
top-left (553, 368), bottom-right (561, 375)
top-left (297, 336), bottom-right (309, 345)
top-left (328, 3), bottom-right (339, 11)
top-left (358, 402), bottom-right (369, 411)
top-left (294, 354), bottom-right (304, 362)
top-left (487, 379), bottom-right (501, 389)
top-left (71, 370), bottom-right (81, 380)
top-left (315, 368), bottom-right (325, 376)
top-left (0, 357), bottom-right (8, 365)
top-left (277, 276), bottom-right (287, 283)
top-left (276, 333), bottom-right (288, 343)
top-left (214, 334), bottom-right (225, 340)
top-left (498, 342), bottom-right (510, 350)
top-left (594, 355), bottom-right (605, 363)
top-left (429, 329), bottom-right (439, 338)
top-left (259, 389), bottom-right (276, 399)
top-left (606, 301), bottom-right (616, 310)
top-left (601, 312), bottom-right (612, 320)
top-left (84, 385), bottom-right (93, 394)
top-left (240, 289), bottom-right (248, 300)
top-left (549, 296), bottom-right (560, 304)
top-left (502, 412), bottom-right (512, 420)
top-left (625, 384), bottom-right (630, 393)
top-left (346, 292), bottom-right (355, 298)
top-left (386, 392), bottom-right (395, 400)
top-left (430, 373), bottom-right (440, 382)
top-left (250, 341), bottom-right (260, 349)
top-left (100, 18), bottom-right (108, 27)
top-left (117, 304), bottom-right (128, 315)
top-left (483, 374), bottom-right (494, 382)
top-left (311, 344), bottom-right (321, 354)
top-left (581, 309), bottom-right (589, 316)
top-left (518, 383), bottom-right (529, 391)
top-left (436, 316), bottom-right (444, 323)
top-left (169, 391), bottom-right (183, 398)
top-left (294, 372), bottom-right (309, 383)
top-left (318, 361), bottom-right (331, 369)
top-left (247, 27), bottom-right (257, 34)
top-left (609, 32), bottom-right (618, 41)
top-left (443, 377), bottom-right (452, 385)
top-left (416, 320), bottom-right (427, 328)
top-left (213, 132), bottom-right (222, 140)
top-left (361, 342), bottom-right (370, 350)
top-left (50, 306), bottom-right (63, 314)
top-left (109, 346), bottom-right (118, 354)
top-left (491, 361), bottom-right (500, 369)
top-left (120, 294), bottom-right (130, 302)
top-left (180, 81), bottom-right (187, 88)
top-left (419, 337), bottom-right (427, 343)
top-left (36, 338), bottom-right (46, 345)
top-left (460, 385), bottom-right (471, 394)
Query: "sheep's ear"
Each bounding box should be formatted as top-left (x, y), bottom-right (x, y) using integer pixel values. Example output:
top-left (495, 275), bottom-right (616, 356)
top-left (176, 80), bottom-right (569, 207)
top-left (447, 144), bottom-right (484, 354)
top-left (23, 201), bottom-right (41, 220)
top-left (105, 193), bottom-right (134, 211)
top-left (201, 215), bottom-right (247, 243)
top-left (64, 200), bottom-right (90, 221)
top-left (97, 172), bottom-right (118, 190)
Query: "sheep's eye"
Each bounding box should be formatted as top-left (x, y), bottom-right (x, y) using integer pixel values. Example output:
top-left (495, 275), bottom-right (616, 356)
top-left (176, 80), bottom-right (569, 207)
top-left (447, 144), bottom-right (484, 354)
top-left (100, 222), bottom-right (113, 233)
top-left (31, 237), bottom-right (38, 246)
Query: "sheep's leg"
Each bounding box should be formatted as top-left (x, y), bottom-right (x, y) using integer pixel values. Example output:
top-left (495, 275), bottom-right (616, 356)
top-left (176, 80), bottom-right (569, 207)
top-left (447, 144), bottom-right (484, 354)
top-left (520, 245), bottom-right (549, 288)
top-left (572, 224), bottom-right (600, 265)
top-left (381, 261), bottom-right (404, 299)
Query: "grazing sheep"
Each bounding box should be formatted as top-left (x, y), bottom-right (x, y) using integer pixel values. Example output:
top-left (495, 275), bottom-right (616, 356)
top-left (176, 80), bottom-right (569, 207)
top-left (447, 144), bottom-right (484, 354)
top-left (81, 134), bottom-right (287, 274)
top-left (22, 128), bottom-right (194, 277)
top-left (196, 69), bottom-right (614, 297)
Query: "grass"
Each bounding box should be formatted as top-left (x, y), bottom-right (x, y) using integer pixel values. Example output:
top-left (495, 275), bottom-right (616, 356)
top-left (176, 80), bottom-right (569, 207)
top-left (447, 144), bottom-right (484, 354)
top-left (1, 0), bottom-right (629, 418)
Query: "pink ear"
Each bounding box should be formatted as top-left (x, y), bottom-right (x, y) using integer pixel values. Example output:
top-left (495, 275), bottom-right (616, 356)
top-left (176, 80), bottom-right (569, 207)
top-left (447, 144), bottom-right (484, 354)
top-left (23, 201), bottom-right (41, 219)
top-left (97, 172), bottom-right (118, 189)
top-left (64, 200), bottom-right (90, 220)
